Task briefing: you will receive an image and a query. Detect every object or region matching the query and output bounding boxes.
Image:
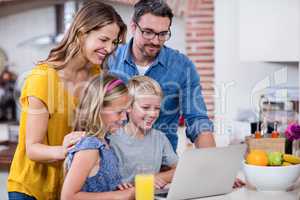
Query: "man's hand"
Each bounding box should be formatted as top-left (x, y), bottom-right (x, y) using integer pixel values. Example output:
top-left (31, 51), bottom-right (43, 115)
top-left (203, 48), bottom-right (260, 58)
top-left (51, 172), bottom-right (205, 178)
top-left (233, 178), bottom-right (245, 188)
top-left (194, 131), bottom-right (216, 148)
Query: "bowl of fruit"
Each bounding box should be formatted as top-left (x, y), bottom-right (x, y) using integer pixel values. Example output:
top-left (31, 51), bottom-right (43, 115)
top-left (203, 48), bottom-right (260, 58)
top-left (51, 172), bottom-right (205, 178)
top-left (243, 150), bottom-right (300, 191)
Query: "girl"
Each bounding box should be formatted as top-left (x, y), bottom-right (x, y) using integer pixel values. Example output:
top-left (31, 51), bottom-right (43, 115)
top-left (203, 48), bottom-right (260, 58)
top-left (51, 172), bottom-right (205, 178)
top-left (109, 76), bottom-right (178, 189)
top-left (61, 75), bottom-right (134, 200)
top-left (7, 1), bottom-right (126, 199)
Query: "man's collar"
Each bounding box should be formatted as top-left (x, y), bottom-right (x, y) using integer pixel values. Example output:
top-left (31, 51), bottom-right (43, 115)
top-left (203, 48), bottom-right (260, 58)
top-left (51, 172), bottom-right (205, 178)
top-left (124, 38), bottom-right (167, 67)
top-left (156, 45), bottom-right (167, 67)
top-left (123, 39), bottom-right (135, 65)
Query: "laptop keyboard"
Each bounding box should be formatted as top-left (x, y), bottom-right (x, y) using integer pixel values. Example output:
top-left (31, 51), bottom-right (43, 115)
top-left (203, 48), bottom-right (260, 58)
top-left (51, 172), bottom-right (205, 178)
top-left (155, 188), bottom-right (169, 194)
top-left (155, 192), bottom-right (168, 198)
top-left (155, 188), bottom-right (169, 199)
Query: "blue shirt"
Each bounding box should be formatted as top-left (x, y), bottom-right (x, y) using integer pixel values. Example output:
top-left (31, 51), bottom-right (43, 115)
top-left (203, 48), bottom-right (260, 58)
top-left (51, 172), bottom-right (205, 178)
top-left (65, 136), bottom-right (122, 192)
top-left (107, 39), bottom-right (214, 151)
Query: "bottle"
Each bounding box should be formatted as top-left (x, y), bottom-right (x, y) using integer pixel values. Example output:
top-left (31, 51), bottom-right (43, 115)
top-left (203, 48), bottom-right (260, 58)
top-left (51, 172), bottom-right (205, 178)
top-left (255, 130), bottom-right (262, 139)
top-left (254, 120), bottom-right (262, 138)
top-left (271, 122), bottom-right (280, 138)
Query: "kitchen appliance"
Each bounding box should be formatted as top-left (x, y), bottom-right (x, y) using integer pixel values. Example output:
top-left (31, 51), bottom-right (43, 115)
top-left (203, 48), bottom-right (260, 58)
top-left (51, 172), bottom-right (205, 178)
top-left (252, 87), bottom-right (298, 136)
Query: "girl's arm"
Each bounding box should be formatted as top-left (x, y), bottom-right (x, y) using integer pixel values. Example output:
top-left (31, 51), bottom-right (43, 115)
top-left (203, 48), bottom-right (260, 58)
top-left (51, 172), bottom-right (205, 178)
top-left (25, 96), bottom-right (83, 162)
top-left (61, 149), bottom-right (135, 200)
top-left (154, 164), bottom-right (176, 189)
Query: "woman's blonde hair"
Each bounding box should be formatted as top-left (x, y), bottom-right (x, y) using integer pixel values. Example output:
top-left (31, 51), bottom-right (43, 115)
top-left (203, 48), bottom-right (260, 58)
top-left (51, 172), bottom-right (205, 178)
top-left (127, 75), bottom-right (163, 101)
top-left (40, 1), bottom-right (127, 69)
top-left (73, 74), bottom-right (128, 139)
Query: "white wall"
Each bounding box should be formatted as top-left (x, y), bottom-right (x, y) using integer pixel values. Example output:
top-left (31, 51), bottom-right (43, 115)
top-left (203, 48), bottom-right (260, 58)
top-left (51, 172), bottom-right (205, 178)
top-left (0, 2), bottom-right (186, 77)
top-left (214, 0), bottom-right (299, 136)
top-left (0, 7), bottom-right (55, 74)
top-left (239, 0), bottom-right (299, 61)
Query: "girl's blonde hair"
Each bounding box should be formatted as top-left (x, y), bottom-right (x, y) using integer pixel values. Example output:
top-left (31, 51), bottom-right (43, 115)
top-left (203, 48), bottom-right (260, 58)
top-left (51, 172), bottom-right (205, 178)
top-left (127, 75), bottom-right (163, 101)
top-left (73, 74), bottom-right (128, 139)
top-left (39, 1), bottom-right (127, 69)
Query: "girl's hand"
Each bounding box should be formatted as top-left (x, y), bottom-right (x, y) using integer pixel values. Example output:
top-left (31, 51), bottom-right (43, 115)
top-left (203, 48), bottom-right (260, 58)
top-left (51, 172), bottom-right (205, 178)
top-left (154, 174), bottom-right (168, 189)
top-left (62, 131), bottom-right (85, 156)
top-left (117, 182), bottom-right (133, 190)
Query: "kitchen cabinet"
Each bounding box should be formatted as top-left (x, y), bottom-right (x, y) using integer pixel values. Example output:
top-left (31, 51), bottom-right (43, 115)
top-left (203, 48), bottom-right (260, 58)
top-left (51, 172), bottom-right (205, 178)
top-left (239, 0), bottom-right (299, 62)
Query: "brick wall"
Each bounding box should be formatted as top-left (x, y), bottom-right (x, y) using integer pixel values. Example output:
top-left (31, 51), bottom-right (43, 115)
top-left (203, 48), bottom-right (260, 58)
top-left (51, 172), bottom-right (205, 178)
top-left (186, 0), bottom-right (215, 119)
top-left (108, 0), bottom-right (215, 119)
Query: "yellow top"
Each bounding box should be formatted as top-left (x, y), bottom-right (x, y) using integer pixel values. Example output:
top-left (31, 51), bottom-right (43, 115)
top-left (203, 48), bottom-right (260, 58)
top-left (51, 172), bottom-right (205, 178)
top-left (7, 64), bottom-right (100, 200)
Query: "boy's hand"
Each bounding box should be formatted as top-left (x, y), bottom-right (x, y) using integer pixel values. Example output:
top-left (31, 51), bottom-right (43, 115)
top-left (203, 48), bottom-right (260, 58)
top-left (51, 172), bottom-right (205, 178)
top-left (154, 174), bottom-right (168, 189)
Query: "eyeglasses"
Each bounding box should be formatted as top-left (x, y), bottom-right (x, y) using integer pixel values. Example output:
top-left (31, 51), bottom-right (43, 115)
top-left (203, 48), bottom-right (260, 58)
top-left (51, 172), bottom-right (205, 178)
top-left (135, 23), bottom-right (171, 41)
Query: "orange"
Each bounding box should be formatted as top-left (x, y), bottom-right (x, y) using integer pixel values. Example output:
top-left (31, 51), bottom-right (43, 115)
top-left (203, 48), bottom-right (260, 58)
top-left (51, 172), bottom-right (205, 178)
top-left (246, 149), bottom-right (268, 166)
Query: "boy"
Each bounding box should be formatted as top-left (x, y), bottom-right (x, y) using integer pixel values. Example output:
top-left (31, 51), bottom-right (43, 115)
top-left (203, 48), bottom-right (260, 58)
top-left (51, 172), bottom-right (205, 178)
top-left (109, 76), bottom-right (178, 189)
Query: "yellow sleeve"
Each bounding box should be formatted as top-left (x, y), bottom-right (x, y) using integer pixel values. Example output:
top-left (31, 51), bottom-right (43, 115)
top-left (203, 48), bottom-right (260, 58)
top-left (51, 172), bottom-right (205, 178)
top-left (20, 65), bottom-right (57, 114)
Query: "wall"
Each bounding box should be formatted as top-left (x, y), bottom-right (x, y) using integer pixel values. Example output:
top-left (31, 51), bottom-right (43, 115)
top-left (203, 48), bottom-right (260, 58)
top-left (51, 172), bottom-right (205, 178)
top-left (0, 2), bottom-right (186, 77)
top-left (0, 6), bottom-right (54, 74)
top-left (185, 0), bottom-right (215, 118)
top-left (214, 0), bottom-right (299, 136)
top-left (239, 0), bottom-right (299, 61)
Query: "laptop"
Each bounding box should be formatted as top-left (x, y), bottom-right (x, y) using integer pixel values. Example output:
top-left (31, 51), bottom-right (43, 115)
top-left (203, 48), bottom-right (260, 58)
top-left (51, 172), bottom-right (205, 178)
top-left (155, 144), bottom-right (247, 200)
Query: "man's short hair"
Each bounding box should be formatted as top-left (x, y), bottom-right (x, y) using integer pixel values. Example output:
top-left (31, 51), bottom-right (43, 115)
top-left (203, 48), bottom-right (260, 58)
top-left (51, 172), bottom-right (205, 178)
top-left (133, 0), bottom-right (174, 25)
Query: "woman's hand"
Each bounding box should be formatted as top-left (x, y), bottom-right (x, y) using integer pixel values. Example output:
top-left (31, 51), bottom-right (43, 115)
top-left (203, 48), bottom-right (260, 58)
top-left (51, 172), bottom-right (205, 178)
top-left (62, 131), bottom-right (85, 156)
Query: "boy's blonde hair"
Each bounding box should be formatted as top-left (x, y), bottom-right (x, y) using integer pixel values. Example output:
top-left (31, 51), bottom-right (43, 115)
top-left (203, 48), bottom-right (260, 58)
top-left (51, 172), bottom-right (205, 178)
top-left (127, 76), bottom-right (163, 100)
top-left (73, 74), bottom-right (128, 139)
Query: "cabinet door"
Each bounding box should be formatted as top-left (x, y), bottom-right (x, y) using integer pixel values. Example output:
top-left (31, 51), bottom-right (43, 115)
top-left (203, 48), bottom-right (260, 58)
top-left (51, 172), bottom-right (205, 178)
top-left (239, 0), bottom-right (299, 61)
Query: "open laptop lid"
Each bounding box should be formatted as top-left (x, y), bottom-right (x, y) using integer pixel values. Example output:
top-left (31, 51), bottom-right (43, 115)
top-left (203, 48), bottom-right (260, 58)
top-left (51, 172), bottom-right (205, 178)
top-left (161, 144), bottom-right (246, 200)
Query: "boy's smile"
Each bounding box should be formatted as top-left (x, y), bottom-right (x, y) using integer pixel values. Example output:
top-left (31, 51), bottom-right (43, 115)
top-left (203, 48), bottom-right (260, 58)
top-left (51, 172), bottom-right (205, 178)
top-left (129, 95), bottom-right (161, 133)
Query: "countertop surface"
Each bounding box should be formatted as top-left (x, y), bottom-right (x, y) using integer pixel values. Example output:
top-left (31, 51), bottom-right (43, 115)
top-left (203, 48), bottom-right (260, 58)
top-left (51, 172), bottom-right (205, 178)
top-left (175, 170), bottom-right (300, 200)
top-left (197, 187), bottom-right (300, 200)
top-left (194, 171), bottom-right (300, 200)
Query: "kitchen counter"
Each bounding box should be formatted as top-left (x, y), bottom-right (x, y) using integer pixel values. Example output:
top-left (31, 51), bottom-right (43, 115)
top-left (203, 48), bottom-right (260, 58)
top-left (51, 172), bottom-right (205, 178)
top-left (197, 171), bottom-right (300, 200)
top-left (183, 171), bottom-right (300, 200)
top-left (198, 187), bottom-right (299, 200)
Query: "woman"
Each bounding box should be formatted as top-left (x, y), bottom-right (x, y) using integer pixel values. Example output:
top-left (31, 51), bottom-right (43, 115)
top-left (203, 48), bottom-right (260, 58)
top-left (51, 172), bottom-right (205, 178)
top-left (7, 1), bottom-right (126, 199)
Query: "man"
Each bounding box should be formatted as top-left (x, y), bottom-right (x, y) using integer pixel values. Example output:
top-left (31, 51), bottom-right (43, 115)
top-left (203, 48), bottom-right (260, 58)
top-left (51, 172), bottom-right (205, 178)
top-left (108, 0), bottom-right (215, 151)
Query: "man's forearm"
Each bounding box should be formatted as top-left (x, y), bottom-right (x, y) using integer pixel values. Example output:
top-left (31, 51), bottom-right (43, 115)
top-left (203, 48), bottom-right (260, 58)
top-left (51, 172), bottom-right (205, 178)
top-left (194, 132), bottom-right (216, 148)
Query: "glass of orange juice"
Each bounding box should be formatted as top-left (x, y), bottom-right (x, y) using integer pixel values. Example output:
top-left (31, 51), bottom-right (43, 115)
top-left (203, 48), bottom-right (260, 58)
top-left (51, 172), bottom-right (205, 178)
top-left (135, 166), bottom-right (154, 200)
